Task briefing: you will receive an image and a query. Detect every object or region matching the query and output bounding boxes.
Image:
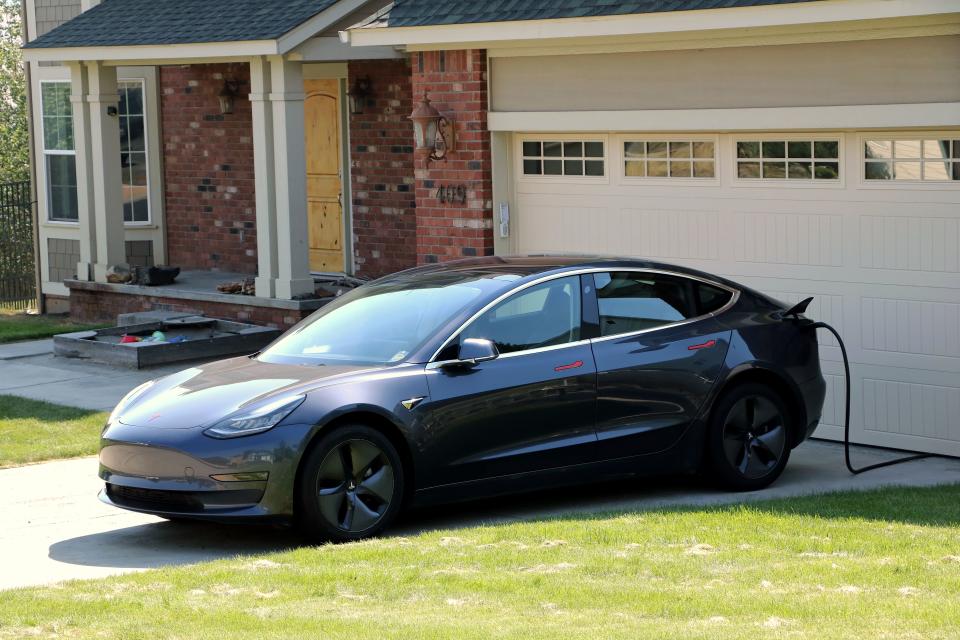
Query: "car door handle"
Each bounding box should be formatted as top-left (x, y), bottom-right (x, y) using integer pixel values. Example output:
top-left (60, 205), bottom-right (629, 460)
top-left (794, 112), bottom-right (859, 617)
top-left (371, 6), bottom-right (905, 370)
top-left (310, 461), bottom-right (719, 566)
top-left (688, 339), bottom-right (717, 351)
top-left (554, 360), bottom-right (584, 372)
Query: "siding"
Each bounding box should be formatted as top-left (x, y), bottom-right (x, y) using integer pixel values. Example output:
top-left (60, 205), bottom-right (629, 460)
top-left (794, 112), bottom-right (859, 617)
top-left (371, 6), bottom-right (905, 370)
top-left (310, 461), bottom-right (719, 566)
top-left (491, 36), bottom-right (960, 112)
top-left (33, 0), bottom-right (81, 39)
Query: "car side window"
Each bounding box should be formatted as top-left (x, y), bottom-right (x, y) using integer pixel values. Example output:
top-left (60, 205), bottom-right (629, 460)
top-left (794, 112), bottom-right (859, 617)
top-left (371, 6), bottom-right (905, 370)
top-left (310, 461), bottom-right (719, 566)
top-left (458, 276), bottom-right (582, 355)
top-left (594, 272), bottom-right (696, 337)
top-left (696, 282), bottom-right (733, 315)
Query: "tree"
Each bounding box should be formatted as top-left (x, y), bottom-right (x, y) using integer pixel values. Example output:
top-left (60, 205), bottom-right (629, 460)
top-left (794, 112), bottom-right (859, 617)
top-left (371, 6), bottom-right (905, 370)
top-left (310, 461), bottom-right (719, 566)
top-left (0, 0), bottom-right (28, 183)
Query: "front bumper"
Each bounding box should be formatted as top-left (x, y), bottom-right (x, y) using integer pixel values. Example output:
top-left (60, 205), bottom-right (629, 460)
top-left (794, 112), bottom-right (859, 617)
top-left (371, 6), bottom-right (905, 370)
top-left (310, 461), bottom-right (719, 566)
top-left (98, 421), bottom-right (314, 522)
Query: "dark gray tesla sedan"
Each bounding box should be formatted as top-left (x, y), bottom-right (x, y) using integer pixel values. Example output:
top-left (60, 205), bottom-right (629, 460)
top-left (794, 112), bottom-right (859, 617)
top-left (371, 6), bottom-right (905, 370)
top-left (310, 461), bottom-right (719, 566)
top-left (100, 256), bottom-right (826, 541)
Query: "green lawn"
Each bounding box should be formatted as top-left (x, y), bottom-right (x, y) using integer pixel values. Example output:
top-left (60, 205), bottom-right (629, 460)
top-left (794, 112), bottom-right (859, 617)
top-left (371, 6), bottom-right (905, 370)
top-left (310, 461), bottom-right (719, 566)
top-left (1, 485), bottom-right (958, 639)
top-left (0, 396), bottom-right (106, 467)
top-left (0, 309), bottom-right (107, 344)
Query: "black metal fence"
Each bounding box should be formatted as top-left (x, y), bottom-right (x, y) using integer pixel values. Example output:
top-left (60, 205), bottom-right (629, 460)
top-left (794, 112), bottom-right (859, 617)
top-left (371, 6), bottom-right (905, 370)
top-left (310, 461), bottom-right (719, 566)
top-left (0, 181), bottom-right (37, 310)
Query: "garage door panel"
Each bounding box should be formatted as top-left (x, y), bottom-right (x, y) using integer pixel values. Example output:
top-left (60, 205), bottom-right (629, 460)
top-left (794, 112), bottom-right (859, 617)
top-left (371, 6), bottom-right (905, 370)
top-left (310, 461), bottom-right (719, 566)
top-left (734, 211), bottom-right (843, 267)
top-left (859, 214), bottom-right (960, 273)
top-left (861, 297), bottom-right (960, 360)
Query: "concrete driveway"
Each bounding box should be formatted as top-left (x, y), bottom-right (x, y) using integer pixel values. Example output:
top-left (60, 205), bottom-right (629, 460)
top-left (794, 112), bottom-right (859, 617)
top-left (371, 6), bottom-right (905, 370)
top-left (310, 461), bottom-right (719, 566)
top-left (2, 440), bottom-right (959, 591)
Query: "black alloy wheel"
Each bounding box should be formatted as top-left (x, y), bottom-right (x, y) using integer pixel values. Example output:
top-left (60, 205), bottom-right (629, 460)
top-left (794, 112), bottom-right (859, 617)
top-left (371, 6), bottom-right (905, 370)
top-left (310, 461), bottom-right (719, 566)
top-left (299, 425), bottom-right (404, 542)
top-left (706, 383), bottom-right (792, 490)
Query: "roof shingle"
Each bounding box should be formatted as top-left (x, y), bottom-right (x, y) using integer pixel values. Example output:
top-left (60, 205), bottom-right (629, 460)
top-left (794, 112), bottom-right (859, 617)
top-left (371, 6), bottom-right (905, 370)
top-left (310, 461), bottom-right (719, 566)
top-left (379, 0), bottom-right (821, 27)
top-left (26, 0), bottom-right (341, 49)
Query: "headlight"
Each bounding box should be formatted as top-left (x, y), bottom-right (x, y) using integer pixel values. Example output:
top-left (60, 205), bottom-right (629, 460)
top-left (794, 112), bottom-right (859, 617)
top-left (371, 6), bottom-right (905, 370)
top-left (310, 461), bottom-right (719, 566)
top-left (107, 380), bottom-right (155, 425)
top-left (203, 395), bottom-right (305, 439)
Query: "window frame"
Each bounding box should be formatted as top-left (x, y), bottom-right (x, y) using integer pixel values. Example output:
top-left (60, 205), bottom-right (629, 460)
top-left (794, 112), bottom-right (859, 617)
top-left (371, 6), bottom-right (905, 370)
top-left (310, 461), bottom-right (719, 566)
top-left (516, 133), bottom-right (610, 184)
top-left (117, 79), bottom-right (152, 225)
top-left (620, 135), bottom-right (720, 184)
top-left (731, 133), bottom-right (846, 189)
top-left (858, 132), bottom-right (960, 187)
top-left (39, 80), bottom-right (79, 224)
top-left (427, 268), bottom-right (740, 365)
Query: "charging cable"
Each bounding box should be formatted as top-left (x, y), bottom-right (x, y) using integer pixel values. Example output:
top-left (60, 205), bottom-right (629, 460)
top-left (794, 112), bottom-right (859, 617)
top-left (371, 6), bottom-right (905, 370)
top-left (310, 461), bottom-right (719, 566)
top-left (807, 321), bottom-right (932, 474)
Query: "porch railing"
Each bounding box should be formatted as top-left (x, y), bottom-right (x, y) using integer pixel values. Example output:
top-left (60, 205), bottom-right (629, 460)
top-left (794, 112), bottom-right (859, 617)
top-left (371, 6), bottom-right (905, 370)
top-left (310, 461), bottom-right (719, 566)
top-left (0, 181), bottom-right (37, 311)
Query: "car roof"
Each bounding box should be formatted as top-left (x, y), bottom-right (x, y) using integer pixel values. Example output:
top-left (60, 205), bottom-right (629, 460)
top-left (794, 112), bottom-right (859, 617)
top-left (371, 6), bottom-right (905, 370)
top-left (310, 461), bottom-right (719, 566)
top-left (389, 255), bottom-right (744, 288)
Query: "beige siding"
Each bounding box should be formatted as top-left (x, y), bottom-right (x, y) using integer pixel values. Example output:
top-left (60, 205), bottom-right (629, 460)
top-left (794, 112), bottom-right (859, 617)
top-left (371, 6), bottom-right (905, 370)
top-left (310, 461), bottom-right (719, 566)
top-left (33, 0), bottom-right (81, 38)
top-left (491, 36), bottom-right (960, 112)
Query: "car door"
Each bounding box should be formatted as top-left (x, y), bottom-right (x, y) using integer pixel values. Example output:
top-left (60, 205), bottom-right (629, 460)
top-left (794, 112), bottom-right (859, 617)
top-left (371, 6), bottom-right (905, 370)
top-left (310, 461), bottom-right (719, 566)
top-left (588, 270), bottom-right (734, 459)
top-left (418, 275), bottom-right (599, 487)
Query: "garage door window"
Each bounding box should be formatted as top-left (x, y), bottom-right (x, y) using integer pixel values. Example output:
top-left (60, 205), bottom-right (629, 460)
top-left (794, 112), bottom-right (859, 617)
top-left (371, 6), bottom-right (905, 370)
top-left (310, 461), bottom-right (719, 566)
top-left (624, 140), bottom-right (715, 178)
top-left (521, 140), bottom-right (605, 177)
top-left (864, 139), bottom-right (960, 181)
top-left (736, 140), bottom-right (839, 180)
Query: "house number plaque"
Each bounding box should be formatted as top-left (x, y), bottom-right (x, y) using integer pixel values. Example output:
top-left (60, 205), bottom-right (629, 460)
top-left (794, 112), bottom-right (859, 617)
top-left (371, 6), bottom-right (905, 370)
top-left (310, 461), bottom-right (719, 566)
top-left (436, 184), bottom-right (467, 204)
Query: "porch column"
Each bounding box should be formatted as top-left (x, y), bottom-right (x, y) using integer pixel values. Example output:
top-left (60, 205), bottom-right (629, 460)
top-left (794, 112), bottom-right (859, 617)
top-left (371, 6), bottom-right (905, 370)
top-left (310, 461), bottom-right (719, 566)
top-left (85, 61), bottom-right (126, 282)
top-left (268, 56), bottom-right (314, 299)
top-left (67, 62), bottom-right (96, 281)
top-left (249, 57), bottom-right (278, 298)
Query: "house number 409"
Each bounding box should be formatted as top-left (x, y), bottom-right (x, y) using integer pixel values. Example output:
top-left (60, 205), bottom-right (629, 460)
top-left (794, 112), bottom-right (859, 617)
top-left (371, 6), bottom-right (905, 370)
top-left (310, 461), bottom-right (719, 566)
top-left (436, 184), bottom-right (467, 205)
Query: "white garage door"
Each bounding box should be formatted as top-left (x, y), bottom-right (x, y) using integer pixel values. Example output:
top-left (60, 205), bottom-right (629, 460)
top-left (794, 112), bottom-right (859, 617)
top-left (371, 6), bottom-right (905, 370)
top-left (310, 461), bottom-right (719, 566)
top-left (512, 131), bottom-right (960, 456)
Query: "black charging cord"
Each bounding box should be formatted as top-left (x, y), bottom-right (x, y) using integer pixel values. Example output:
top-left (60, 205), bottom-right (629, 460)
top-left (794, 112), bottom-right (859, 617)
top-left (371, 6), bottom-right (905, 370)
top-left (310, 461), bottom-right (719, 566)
top-left (807, 321), bottom-right (932, 474)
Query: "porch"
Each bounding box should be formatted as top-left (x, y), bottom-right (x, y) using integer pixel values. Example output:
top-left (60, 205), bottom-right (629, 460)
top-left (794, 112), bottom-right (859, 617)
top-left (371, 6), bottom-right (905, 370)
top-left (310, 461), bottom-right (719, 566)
top-left (22, 0), bottom-right (411, 323)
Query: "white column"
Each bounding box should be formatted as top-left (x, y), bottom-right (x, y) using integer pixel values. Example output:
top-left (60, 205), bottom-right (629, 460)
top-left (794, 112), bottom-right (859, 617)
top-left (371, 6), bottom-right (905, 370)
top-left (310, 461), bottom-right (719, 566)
top-left (249, 57), bottom-right (278, 298)
top-left (85, 62), bottom-right (126, 282)
top-left (67, 62), bottom-right (96, 281)
top-left (268, 56), bottom-right (314, 299)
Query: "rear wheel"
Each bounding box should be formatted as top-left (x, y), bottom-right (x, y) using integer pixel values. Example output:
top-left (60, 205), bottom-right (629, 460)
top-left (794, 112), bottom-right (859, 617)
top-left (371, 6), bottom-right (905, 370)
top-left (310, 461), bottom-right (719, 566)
top-left (298, 425), bottom-right (404, 543)
top-left (706, 383), bottom-right (792, 491)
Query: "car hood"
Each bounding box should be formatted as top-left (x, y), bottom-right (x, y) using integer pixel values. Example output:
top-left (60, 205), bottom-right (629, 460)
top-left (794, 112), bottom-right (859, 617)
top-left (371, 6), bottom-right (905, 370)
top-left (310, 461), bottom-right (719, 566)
top-left (117, 356), bottom-right (381, 429)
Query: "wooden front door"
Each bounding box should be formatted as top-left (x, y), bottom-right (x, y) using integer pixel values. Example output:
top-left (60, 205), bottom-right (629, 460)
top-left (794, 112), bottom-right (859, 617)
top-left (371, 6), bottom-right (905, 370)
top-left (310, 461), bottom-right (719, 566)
top-left (304, 79), bottom-right (344, 273)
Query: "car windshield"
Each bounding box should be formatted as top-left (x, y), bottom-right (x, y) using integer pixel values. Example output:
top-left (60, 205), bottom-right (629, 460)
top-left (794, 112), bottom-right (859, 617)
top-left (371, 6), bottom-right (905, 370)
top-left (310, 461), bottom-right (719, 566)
top-left (258, 270), bottom-right (522, 366)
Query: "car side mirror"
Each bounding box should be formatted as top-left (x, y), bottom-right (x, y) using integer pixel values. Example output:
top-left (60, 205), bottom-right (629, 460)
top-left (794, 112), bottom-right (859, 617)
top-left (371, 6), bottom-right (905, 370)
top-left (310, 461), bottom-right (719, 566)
top-left (444, 338), bottom-right (499, 368)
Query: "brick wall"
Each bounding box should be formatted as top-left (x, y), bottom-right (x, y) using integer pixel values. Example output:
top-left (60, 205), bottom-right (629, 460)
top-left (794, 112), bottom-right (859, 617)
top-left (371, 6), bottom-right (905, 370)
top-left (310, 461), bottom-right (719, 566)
top-left (160, 63), bottom-right (257, 274)
top-left (411, 50), bottom-right (494, 264)
top-left (347, 59), bottom-right (417, 278)
top-left (68, 287), bottom-right (315, 329)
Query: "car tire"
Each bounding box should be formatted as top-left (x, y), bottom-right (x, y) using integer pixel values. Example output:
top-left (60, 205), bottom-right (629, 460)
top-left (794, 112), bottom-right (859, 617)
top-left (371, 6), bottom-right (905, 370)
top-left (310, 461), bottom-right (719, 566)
top-left (705, 383), bottom-right (792, 491)
top-left (297, 425), bottom-right (405, 543)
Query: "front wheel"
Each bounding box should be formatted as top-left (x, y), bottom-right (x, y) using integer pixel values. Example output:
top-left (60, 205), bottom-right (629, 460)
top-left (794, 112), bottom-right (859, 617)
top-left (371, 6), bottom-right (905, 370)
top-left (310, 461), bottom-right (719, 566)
top-left (297, 425), bottom-right (405, 543)
top-left (705, 383), bottom-right (792, 491)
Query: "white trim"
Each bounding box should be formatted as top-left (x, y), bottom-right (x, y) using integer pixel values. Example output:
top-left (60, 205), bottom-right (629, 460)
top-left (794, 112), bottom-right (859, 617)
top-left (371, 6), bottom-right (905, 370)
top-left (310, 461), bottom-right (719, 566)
top-left (276, 0), bottom-right (378, 54)
top-left (294, 37), bottom-right (404, 62)
top-left (23, 40), bottom-right (279, 64)
top-left (347, 0), bottom-right (960, 48)
top-left (488, 103), bottom-right (960, 133)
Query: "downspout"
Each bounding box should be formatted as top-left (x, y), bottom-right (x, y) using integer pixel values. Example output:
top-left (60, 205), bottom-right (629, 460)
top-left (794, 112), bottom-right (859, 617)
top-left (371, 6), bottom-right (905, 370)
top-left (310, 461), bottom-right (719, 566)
top-left (20, 0), bottom-right (43, 313)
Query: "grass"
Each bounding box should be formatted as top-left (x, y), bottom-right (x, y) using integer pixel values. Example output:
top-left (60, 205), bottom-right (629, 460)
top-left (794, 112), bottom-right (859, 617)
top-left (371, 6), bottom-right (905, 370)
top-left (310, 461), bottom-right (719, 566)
top-left (0, 396), bottom-right (106, 467)
top-left (0, 308), bottom-right (107, 344)
top-left (1, 484), bottom-right (959, 639)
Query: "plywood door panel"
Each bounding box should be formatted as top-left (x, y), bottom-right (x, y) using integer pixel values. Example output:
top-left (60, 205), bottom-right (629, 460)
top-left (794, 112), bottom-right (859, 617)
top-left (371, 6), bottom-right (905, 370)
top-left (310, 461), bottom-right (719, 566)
top-left (304, 79), bottom-right (343, 273)
top-left (511, 131), bottom-right (960, 456)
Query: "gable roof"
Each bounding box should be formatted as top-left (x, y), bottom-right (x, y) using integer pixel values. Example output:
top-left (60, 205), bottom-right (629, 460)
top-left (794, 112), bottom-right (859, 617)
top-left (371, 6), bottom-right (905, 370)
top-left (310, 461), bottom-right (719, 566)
top-left (374, 0), bottom-right (821, 28)
top-left (25, 0), bottom-right (340, 49)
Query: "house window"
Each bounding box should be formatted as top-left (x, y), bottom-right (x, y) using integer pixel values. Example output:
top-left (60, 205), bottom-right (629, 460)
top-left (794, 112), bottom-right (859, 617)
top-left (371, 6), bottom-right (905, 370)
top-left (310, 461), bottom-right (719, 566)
top-left (864, 139), bottom-right (960, 181)
top-left (41, 82), bottom-right (78, 222)
top-left (736, 139), bottom-right (840, 180)
top-left (624, 140), bottom-right (715, 178)
top-left (522, 140), bottom-right (605, 177)
top-left (119, 81), bottom-right (149, 223)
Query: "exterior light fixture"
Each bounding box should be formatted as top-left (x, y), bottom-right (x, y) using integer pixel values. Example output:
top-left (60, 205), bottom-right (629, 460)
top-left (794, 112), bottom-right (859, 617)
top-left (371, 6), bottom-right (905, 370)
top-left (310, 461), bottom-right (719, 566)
top-left (218, 79), bottom-right (241, 115)
top-left (347, 76), bottom-right (372, 115)
top-left (409, 93), bottom-right (455, 161)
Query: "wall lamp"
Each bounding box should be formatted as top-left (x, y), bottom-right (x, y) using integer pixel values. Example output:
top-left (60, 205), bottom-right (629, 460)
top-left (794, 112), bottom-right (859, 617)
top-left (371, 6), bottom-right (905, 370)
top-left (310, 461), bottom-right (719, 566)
top-left (409, 93), bottom-right (455, 161)
top-left (218, 79), bottom-right (242, 115)
top-left (348, 76), bottom-right (372, 115)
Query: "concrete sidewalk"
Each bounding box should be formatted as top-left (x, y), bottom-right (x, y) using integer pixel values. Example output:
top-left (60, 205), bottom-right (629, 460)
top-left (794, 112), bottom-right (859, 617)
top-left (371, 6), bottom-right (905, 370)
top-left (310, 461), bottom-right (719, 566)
top-left (0, 340), bottom-right (215, 411)
top-left (1, 440), bottom-right (959, 590)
